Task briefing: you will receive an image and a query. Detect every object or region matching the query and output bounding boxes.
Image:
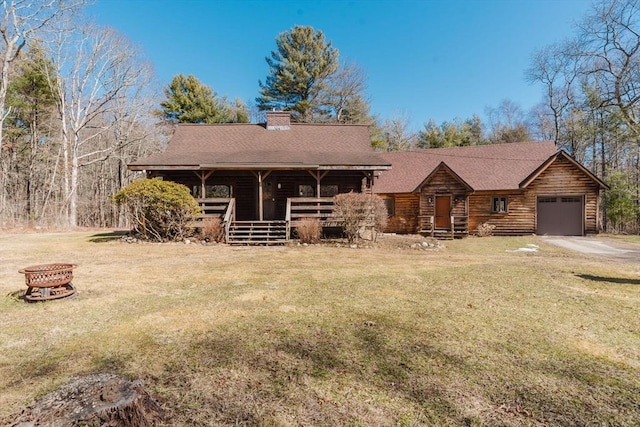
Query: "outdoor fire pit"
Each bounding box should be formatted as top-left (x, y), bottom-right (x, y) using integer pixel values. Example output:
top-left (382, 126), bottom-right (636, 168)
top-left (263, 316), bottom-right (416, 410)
top-left (19, 263), bottom-right (77, 302)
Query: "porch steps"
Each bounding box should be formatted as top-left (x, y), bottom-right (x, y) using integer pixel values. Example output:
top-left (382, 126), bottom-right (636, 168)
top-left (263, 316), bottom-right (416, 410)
top-left (227, 221), bottom-right (288, 245)
top-left (421, 228), bottom-right (469, 240)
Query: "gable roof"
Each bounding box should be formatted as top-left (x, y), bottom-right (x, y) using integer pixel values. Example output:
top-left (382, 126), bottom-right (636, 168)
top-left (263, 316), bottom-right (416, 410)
top-left (520, 150), bottom-right (608, 189)
top-left (374, 141), bottom-right (560, 193)
top-left (419, 161), bottom-right (473, 192)
top-left (129, 122), bottom-right (391, 171)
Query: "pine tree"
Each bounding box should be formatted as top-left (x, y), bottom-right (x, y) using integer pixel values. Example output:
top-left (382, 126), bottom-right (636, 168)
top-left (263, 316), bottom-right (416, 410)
top-left (257, 26), bottom-right (338, 122)
top-left (158, 74), bottom-right (248, 124)
top-left (5, 43), bottom-right (58, 221)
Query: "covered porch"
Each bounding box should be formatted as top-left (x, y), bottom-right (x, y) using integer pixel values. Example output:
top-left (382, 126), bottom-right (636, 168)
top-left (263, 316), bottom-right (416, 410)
top-left (195, 196), bottom-right (345, 244)
top-left (149, 167), bottom-right (381, 244)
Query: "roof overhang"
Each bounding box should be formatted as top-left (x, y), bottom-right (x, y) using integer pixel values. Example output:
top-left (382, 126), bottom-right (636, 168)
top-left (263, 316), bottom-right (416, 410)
top-left (128, 163), bottom-right (391, 172)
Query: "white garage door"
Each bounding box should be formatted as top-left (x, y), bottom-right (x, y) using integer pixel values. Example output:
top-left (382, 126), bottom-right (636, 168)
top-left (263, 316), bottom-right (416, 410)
top-left (537, 196), bottom-right (583, 236)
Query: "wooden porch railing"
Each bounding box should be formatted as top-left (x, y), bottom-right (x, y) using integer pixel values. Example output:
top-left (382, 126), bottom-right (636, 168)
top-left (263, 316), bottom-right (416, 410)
top-left (197, 197), bottom-right (234, 219)
top-left (286, 197), bottom-right (381, 241)
top-left (419, 215), bottom-right (468, 239)
top-left (195, 198), bottom-right (235, 240)
top-left (222, 199), bottom-right (235, 240)
top-left (286, 197), bottom-right (341, 227)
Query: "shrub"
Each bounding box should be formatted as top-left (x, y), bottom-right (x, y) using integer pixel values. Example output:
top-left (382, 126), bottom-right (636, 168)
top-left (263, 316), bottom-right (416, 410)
top-left (333, 192), bottom-right (388, 243)
top-left (200, 217), bottom-right (225, 243)
top-left (477, 222), bottom-right (496, 237)
top-left (113, 178), bottom-right (201, 242)
top-left (295, 218), bottom-right (322, 243)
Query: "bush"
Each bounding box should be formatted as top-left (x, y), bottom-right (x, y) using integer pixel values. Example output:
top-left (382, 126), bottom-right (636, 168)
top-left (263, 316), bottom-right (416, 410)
top-left (200, 217), bottom-right (225, 243)
top-left (295, 218), bottom-right (322, 243)
top-left (113, 178), bottom-right (201, 242)
top-left (333, 192), bottom-right (388, 243)
top-left (476, 222), bottom-right (496, 237)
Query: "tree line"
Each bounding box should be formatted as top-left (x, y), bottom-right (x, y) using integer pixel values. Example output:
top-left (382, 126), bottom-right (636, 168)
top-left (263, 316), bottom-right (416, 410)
top-left (0, 0), bottom-right (638, 232)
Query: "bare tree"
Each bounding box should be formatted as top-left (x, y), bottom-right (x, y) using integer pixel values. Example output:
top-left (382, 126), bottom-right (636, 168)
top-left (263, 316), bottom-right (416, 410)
top-left (325, 61), bottom-right (371, 124)
top-left (376, 113), bottom-right (416, 152)
top-left (45, 22), bottom-right (155, 227)
top-left (0, 0), bottom-right (83, 153)
top-left (575, 0), bottom-right (640, 139)
top-left (526, 43), bottom-right (580, 144)
top-left (485, 99), bottom-right (532, 143)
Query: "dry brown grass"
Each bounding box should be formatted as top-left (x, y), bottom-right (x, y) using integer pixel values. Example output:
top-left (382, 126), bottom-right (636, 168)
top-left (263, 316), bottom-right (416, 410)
top-left (0, 231), bottom-right (639, 426)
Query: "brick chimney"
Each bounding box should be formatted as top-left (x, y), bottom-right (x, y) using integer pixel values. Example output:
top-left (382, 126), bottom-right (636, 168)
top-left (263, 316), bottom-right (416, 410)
top-left (266, 111), bottom-right (291, 130)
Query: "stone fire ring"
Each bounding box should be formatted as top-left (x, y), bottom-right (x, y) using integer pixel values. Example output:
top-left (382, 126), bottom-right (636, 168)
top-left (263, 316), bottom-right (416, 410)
top-left (18, 263), bottom-right (77, 302)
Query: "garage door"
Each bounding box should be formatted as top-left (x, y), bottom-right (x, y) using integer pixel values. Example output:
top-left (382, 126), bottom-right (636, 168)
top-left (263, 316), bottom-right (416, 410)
top-left (537, 196), bottom-right (583, 236)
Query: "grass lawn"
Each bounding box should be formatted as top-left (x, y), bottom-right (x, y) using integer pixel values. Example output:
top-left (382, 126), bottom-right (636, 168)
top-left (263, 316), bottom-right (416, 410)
top-left (0, 231), bottom-right (638, 426)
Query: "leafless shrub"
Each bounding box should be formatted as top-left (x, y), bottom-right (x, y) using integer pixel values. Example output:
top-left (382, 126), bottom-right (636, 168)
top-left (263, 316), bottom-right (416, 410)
top-left (477, 222), bottom-right (496, 237)
top-left (295, 218), bottom-right (322, 243)
top-left (200, 217), bottom-right (225, 242)
top-left (333, 192), bottom-right (388, 243)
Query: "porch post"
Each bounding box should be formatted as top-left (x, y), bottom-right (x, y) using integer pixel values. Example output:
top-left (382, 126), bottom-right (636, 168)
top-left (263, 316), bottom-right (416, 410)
top-left (307, 170), bottom-right (328, 197)
top-left (201, 171), bottom-right (214, 198)
top-left (362, 171), bottom-right (374, 194)
top-left (192, 170), bottom-right (214, 198)
top-left (253, 170), bottom-right (273, 221)
top-left (257, 171), bottom-right (263, 221)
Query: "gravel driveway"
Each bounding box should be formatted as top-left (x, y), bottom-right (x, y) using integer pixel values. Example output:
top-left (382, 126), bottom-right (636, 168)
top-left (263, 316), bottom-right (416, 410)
top-left (541, 236), bottom-right (640, 262)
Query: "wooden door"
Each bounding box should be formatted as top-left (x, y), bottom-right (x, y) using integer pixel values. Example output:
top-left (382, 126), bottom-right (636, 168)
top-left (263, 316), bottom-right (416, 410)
top-left (262, 176), bottom-right (276, 220)
top-left (434, 195), bottom-right (451, 229)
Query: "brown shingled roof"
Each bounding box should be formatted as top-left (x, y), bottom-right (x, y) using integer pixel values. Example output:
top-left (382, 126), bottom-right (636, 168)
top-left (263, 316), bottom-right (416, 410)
top-left (129, 122), bottom-right (391, 170)
top-left (374, 141), bottom-right (559, 193)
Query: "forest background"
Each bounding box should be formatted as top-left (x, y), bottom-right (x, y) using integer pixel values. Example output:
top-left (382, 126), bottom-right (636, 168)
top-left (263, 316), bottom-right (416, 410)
top-left (0, 0), bottom-right (638, 232)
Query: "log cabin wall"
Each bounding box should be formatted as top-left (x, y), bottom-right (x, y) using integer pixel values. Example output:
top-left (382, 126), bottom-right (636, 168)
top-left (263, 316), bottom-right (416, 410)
top-left (526, 156), bottom-right (601, 234)
top-left (468, 156), bottom-right (601, 235)
top-left (468, 191), bottom-right (531, 235)
top-left (379, 193), bottom-right (420, 234)
top-left (419, 169), bottom-right (469, 219)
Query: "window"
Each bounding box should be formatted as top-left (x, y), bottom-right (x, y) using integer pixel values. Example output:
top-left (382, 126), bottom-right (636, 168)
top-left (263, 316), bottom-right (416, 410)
top-left (193, 185), bottom-right (231, 198)
top-left (491, 196), bottom-right (507, 213)
top-left (384, 197), bottom-right (395, 217)
top-left (561, 197), bottom-right (581, 203)
top-left (298, 184), bottom-right (315, 197)
top-left (320, 184), bottom-right (339, 197)
top-left (206, 185), bottom-right (231, 198)
top-left (538, 197), bottom-right (557, 203)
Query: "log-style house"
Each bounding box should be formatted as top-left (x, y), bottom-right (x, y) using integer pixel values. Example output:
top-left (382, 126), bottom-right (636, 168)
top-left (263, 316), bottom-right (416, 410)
top-left (128, 111), bottom-right (391, 243)
top-left (374, 142), bottom-right (608, 237)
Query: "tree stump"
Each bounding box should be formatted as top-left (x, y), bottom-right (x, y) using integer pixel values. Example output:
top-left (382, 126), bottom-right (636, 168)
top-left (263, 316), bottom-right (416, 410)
top-left (11, 373), bottom-right (163, 427)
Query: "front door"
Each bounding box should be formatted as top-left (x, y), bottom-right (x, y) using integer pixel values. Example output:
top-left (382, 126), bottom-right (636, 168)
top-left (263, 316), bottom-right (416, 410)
top-left (262, 175), bottom-right (276, 220)
top-left (434, 195), bottom-right (451, 229)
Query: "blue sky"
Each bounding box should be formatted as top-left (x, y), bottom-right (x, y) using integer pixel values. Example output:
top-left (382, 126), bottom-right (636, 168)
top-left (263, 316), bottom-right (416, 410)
top-left (88, 0), bottom-right (592, 132)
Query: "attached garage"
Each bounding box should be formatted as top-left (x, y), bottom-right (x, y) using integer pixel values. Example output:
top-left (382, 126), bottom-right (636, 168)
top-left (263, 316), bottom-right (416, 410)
top-left (537, 196), bottom-right (584, 236)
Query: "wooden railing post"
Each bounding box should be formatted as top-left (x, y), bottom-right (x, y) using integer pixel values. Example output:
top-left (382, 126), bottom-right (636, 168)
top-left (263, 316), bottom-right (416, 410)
top-left (285, 198), bottom-right (292, 241)
top-left (430, 216), bottom-right (434, 237)
top-left (451, 215), bottom-right (455, 239)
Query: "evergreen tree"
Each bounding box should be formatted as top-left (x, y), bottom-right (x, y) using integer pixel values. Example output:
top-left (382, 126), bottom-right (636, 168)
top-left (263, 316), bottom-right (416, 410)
top-left (158, 74), bottom-right (248, 124)
top-left (257, 25), bottom-right (339, 122)
top-left (605, 171), bottom-right (639, 233)
top-left (417, 115), bottom-right (486, 148)
top-left (5, 43), bottom-right (58, 221)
